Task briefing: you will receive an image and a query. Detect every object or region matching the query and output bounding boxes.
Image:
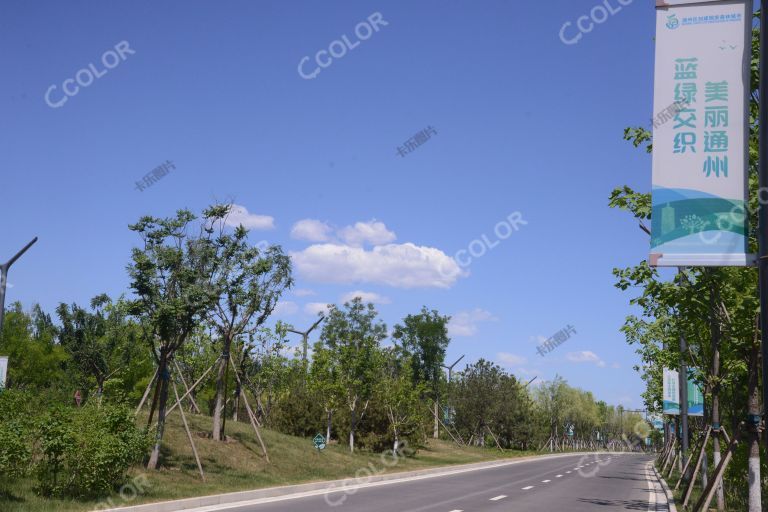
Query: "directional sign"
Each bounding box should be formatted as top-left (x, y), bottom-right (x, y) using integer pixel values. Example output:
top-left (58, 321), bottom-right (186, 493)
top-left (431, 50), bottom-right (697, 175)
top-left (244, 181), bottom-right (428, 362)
top-left (313, 434), bottom-right (326, 450)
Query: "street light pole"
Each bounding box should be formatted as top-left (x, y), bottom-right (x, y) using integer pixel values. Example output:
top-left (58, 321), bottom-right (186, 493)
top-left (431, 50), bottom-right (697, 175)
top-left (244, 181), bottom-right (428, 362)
top-left (0, 237), bottom-right (38, 339)
top-left (440, 355), bottom-right (465, 430)
top-left (441, 355), bottom-right (465, 385)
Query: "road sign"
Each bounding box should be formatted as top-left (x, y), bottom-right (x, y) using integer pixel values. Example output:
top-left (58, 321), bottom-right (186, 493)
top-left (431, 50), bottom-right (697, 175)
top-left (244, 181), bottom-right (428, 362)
top-left (313, 434), bottom-right (326, 450)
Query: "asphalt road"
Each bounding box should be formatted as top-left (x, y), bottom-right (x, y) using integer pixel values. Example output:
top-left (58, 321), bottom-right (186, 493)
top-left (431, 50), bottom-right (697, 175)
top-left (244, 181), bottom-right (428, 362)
top-left (200, 452), bottom-right (667, 512)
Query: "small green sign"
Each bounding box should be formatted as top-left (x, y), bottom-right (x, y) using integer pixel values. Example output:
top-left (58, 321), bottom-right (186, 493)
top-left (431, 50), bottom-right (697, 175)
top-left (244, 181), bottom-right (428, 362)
top-left (313, 434), bottom-right (326, 450)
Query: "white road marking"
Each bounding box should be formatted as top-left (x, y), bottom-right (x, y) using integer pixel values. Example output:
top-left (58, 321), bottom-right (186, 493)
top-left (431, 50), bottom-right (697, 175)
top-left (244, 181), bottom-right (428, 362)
top-left (448, 510), bottom-right (463, 512)
top-left (542, 479), bottom-right (551, 483)
top-left (522, 486), bottom-right (534, 490)
top-left (489, 495), bottom-right (507, 501)
top-left (566, 471), bottom-right (572, 474)
top-left (556, 474), bottom-right (563, 478)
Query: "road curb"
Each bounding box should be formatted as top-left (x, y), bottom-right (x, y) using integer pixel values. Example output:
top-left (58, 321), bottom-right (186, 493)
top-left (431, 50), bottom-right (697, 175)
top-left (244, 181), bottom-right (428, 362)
top-left (96, 451), bottom-right (628, 512)
top-left (653, 463), bottom-right (679, 512)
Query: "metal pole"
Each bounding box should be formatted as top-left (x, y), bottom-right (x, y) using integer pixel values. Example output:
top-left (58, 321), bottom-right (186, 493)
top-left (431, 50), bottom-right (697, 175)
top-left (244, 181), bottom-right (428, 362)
top-left (759, 4), bottom-right (768, 443)
top-left (0, 237), bottom-right (38, 339)
top-left (0, 267), bottom-right (7, 339)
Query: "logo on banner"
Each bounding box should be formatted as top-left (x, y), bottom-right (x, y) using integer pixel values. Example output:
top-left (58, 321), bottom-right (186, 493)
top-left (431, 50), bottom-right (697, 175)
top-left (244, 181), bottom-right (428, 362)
top-left (666, 15), bottom-right (680, 30)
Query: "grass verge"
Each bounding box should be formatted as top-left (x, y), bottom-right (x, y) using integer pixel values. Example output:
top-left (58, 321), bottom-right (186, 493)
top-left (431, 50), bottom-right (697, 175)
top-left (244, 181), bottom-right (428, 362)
top-left (2, 412), bottom-right (540, 512)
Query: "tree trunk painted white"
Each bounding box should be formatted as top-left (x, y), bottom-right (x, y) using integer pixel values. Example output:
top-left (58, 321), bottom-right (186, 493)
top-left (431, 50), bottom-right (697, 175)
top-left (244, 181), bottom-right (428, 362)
top-left (326, 409), bottom-right (332, 443)
top-left (746, 334), bottom-right (761, 512)
top-left (433, 400), bottom-right (439, 439)
top-left (349, 407), bottom-right (357, 453)
top-left (748, 440), bottom-right (761, 512)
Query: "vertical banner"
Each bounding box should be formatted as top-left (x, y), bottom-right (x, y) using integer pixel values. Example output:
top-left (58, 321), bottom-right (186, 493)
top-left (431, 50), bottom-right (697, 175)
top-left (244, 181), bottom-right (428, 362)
top-left (650, 0), bottom-right (753, 267)
top-left (687, 373), bottom-right (705, 415)
top-left (0, 356), bottom-right (7, 390)
top-left (649, 414), bottom-right (665, 432)
top-left (663, 368), bottom-right (680, 414)
top-left (662, 368), bottom-right (704, 416)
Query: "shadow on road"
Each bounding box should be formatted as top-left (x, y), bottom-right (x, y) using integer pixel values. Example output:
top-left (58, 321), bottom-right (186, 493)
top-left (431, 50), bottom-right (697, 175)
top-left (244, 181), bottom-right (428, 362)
top-left (577, 497), bottom-right (665, 510)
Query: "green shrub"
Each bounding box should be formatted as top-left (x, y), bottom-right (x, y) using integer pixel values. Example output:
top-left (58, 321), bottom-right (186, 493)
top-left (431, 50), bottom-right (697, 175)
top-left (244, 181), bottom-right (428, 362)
top-left (0, 390), bottom-right (33, 485)
top-left (36, 403), bottom-right (150, 498)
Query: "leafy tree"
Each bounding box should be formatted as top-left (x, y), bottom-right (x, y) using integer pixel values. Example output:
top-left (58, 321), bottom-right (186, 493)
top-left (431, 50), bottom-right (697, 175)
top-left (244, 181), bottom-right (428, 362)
top-left (319, 299), bottom-right (386, 452)
top-left (56, 295), bottom-right (142, 401)
top-left (392, 307), bottom-right (450, 439)
top-left (309, 338), bottom-right (343, 442)
top-left (0, 303), bottom-right (68, 391)
top-left (205, 204), bottom-right (293, 441)
top-left (126, 209), bottom-right (220, 469)
top-left (377, 349), bottom-right (426, 453)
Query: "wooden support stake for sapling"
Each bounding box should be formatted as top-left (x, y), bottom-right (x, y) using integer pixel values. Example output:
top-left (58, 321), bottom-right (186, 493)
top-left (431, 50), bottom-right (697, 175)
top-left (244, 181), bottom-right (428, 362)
top-left (171, 376), bottom-right (205, 481)
top-left (229, 355), bottom-right (270, 463)
top-left (174, 360), bottom-right (202, 414)
top-left (135, 367), bottom-right (158, 416)
top-left (165, 362), bottom-right (216, 417)
top-left (681, 427), bottom-right (711, 507)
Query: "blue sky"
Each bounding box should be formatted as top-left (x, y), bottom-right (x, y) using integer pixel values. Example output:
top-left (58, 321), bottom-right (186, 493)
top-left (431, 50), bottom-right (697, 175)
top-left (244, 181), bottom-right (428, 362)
top-left (1, 0), bottom-right (657, 408)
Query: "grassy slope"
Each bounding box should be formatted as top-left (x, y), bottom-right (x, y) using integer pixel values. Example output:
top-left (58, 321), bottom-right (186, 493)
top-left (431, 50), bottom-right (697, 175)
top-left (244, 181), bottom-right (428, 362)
top-left (2, 412), bottom-right (538, 512)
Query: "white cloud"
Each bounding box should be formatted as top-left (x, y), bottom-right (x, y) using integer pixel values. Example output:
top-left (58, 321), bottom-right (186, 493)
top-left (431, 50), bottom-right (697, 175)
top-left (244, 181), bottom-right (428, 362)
top-left (566, 351), bottom-right (607, 367)
top-left (611, 362), bottom-right (621, 369)
top-left (291, 219), bottom-right (333, 242)
top-left (291, 243), bottom-right (465, 289)
top-left (340, 290), bottom-right (391, 304)
top-left (225, 204), bottom-right (275, 230)
top-left (338, 220), bottom-right (397, 246)
top-left (448, 309), bottom-right (497, 337)
top-left (497, 352), bottom-right (528, 366)
top-left (304, 302), bottom-right (331, 316)
top-left (293, 288), bottom-right (316, 297)
top-left (273, 301), bottom-right (298, 316)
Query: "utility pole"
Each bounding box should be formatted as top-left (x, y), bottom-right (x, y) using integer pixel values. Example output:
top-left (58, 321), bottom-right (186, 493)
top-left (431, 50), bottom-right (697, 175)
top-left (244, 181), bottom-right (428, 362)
top-left (287, 315), bottom-right (325, 363)
top-left (0, 237), bottom-right (38, 340)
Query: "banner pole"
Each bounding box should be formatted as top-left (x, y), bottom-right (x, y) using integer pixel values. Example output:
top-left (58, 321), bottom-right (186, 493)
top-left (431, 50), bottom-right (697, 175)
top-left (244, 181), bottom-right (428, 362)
top-left (759, 3), bottom-right (768, 444)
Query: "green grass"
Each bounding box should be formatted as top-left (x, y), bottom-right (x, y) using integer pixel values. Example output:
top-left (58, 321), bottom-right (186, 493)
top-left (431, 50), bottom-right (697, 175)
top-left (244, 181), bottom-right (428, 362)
top-left (1, 412), bottom-right (539, 512)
